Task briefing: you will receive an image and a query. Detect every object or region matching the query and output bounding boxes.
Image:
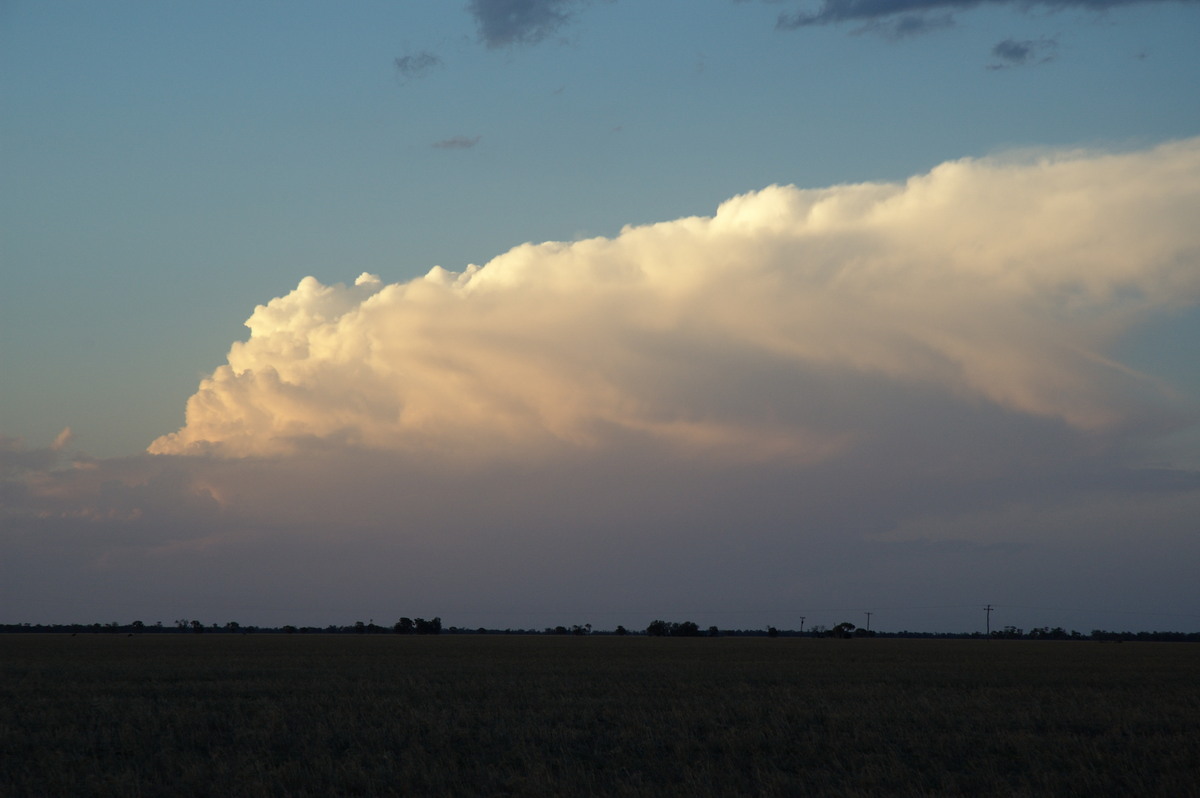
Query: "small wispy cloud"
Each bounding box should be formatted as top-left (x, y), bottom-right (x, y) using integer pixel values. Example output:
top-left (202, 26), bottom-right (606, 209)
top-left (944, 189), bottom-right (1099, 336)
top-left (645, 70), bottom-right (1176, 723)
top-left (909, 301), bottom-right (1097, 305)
top-left (394, 51), bottom-right (443, 82)
top-left (468, 0), bottom-right (587, 48)
top-left (873, 12), bottom-right (956, 37)
top-left (988, 36), bottom-right (1059, 69)
top-left (432, 135), bottom-right (482, 150)
top-left (774, 0), bottom-right (1199, 36)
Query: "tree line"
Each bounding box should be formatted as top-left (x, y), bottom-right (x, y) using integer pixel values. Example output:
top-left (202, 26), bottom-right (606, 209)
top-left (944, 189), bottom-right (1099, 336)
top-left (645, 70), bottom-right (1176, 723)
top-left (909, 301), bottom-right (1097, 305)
top-left (1, 618), bottom-right (1198, 642)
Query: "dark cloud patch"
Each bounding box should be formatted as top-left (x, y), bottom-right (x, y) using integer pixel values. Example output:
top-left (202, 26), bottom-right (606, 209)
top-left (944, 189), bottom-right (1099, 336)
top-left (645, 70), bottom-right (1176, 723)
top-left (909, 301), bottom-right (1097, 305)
top-left (468, 0), bottom-right (585, 48)
top-left (988, 36), bottom-right (1059, 68)
top-left (777, 0), bottom-right (981, 29)
top-left (394, 51), bottom-right (443, 82)
top-left (432, 135), bottom-right (482, 150)
top-left (1, 438), bottom-right (56, 478)
top-left (0, 431), bottom-right (71, 479)
top-left (775, 0), bottom-right (1199, 34)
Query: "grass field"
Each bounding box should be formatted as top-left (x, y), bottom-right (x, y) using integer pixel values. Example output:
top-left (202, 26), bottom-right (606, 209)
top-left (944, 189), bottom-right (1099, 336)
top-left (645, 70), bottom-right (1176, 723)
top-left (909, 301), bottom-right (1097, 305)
top-left (2, 635), bottom-right (1198, 796)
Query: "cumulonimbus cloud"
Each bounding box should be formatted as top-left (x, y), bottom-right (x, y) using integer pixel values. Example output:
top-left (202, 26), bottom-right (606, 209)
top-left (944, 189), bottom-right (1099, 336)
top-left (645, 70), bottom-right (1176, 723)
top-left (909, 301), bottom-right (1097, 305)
top-left (149, 138), bottom-right (1200, 462)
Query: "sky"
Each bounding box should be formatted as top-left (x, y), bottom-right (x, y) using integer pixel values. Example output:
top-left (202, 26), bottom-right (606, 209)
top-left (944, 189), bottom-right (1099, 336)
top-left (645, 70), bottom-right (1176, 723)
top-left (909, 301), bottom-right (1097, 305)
top-left (2, 0), bottom-right (1199, 633)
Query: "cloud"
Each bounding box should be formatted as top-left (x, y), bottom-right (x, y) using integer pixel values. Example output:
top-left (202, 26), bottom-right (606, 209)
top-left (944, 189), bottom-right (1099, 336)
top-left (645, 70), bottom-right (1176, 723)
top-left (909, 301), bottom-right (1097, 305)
top-left (871, 12), bottom-right (956, 36)
top-left (7, 395), bottom-right (1200, 630)
top-left (5, 139), bottom-right (1199, 632)
top-left (394, 50), bottom-right (443, 82)
top-left (775, 0), bottom-right (1200, 35)
top-left (150, 138), bottom-right (1200, 462)
top-left (468, 0), bottom-right (588, 48)
top-left (0, 432), bottom-right (70, 479)
top-left (432, 135), bottom-right (481, 149)
top-left (988, 36), bottom-right (1058, 68)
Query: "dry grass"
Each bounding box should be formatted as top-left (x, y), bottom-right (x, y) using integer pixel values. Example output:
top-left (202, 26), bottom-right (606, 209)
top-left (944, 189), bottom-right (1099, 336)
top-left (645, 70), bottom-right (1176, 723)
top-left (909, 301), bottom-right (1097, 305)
top-left (1, 635), bottom-right (1198, 796)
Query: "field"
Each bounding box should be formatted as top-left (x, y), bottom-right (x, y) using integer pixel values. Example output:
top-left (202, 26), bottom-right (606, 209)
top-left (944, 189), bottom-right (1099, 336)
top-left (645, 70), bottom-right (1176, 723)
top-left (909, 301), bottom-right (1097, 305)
top-left (2, 635), bottom-right (1198, 797)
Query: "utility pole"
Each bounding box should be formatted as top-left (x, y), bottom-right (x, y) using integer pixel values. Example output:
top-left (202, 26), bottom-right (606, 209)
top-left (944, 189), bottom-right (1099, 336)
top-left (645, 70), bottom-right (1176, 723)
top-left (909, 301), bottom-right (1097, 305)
top-left (864, 611), bottom-right (872, 632)
top-left (799, 616), bottom-right (806, 636)
top-left (984, 604), bottom-right (993, 639)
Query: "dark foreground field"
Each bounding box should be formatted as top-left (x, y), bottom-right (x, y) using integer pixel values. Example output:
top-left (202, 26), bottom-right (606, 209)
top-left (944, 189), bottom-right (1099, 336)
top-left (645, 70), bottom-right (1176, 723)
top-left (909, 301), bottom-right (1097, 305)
top-left (2, 635), bottom-right (1198, 797)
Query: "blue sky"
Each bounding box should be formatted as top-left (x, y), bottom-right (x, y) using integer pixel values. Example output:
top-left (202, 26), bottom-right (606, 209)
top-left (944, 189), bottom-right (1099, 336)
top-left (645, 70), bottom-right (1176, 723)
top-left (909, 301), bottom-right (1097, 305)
top-left (2, 1), bottom-right (1199, 632)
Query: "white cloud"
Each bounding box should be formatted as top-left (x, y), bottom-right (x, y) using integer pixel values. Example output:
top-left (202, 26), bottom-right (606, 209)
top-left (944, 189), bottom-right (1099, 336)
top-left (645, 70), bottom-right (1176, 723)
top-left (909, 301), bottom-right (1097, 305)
top-left (150, 139), bottom-right (1200, 462)
top-left (16, 138), bottom-right (1198, 630)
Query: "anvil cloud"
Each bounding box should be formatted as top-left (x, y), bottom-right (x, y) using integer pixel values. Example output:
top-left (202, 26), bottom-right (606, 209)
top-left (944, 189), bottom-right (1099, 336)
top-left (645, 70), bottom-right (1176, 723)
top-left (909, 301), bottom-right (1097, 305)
top-left (151, 139), bottom-right (1200, 463)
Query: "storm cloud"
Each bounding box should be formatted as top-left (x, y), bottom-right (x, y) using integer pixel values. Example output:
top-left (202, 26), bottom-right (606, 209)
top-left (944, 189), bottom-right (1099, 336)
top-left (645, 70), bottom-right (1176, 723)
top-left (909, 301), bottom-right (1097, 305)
top-left (152, 139), bottom-right (1200, 461)
top-left (4, 139), bottom-right (1199, 632)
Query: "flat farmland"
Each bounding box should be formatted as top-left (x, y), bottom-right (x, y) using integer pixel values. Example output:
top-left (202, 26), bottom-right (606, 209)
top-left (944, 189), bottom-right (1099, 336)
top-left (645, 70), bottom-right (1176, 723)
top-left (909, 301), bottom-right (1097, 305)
top-left (2, 635), bottom-right (1197, 797)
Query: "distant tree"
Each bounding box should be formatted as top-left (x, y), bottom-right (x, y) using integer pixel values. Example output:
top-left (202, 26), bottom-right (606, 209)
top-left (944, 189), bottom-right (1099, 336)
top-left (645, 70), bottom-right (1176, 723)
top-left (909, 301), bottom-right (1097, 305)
top-left (614, 625), bottom-right (628, 636)
top-left (831, 622), bottom-right (856, 639)
top-left (646, 620), bottom-right (702, 637)
top-left (414, 617), bottom-right (441, 635)
top-left (394, 617), bottom-right (415, 635)
top-left (354, 621), bottom-right (367, 634)
top-left (708, 626), bottom-right (720, 637)
top-left (1028, 626), bottom-right (1069, 640)
top-left (282, 624), bottom-right (297, 634)
top-left (131, 620), bottom-right (145, 632)
top-left (767, 626), bottom-right (780, 638)
top-left (646, 620), bottom-right (670, 637)
top-left (190, 620), bottom-right (204, 634)
top-left (225, 621), bottom-right (240, 633)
